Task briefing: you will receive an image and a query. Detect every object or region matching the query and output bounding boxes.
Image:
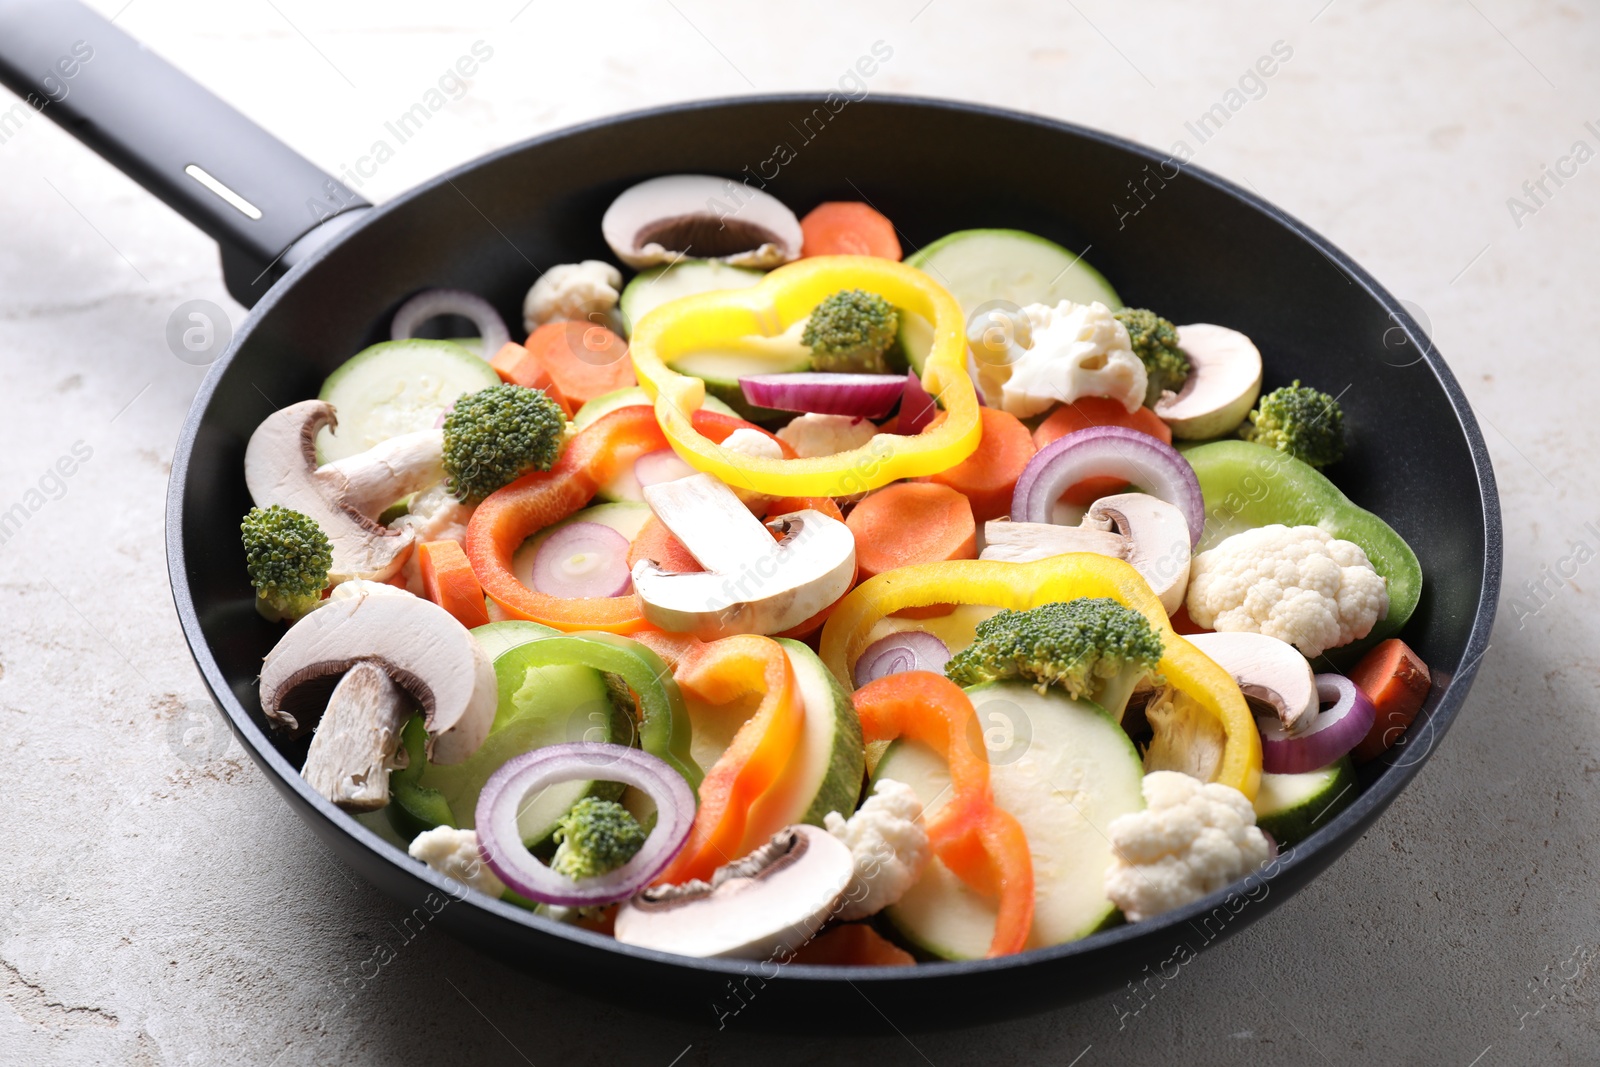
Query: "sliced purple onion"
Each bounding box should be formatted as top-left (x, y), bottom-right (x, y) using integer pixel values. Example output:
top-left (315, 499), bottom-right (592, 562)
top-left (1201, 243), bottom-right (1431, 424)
top-left (899, 370), bottom-right (937, 435)
top-left (475, 743), bottom-right (694, 906)
top-left (853, 631), bottom-right (951, 689)
top-left (1011, 426), bottom-right (1205, 547)
top-left (391, 288), bottom-right (510, 359)
top-left (530, 522), bottom-right (631, 598)
top-left (1258, 674), bottom-right (1376, 774)
top-left (634, 449), bottom-right (696, 489)
top-left (739, 372), bottom-right (906, 417)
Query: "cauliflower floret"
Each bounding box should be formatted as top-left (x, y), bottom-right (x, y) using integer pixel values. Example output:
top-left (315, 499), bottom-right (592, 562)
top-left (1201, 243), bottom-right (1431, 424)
top-left (1104, 770), bottom-right (1272, 923)
top-left (522, 260), bottom-right (623, 333)
top-left (325, 578), bottom-right (414, 603)
top-left (967, 300), bottom-right (1147, 418)
top-left (390, 483), bottom-right (477, 595)
top-left (1186, 524), bottom-right (1388, 657)
top-left (720, 427), bottom-right (784, 461)
top-left (776, 413), bottom-right (877, 458)
top-left (408, 826), bottom-right (507, 898)
top-left (823, 779), bottom-right (930, 921)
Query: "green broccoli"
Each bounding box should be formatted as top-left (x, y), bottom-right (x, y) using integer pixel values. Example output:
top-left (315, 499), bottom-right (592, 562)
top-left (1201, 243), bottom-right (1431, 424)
top-left (801, 288), bottom-right (901, 373)
top-left (443, 383), bottom-right (567, 502)
top-left (1239, 379), bottom-right (1345, 468)
top-left (945, 598), bottom-right (1164, 720)
top-left (240, 505), bottom-right (332, 621)
top-left (549, 797), bottom-right (647, 881)
top-left (1114, 307), bottom-right (1190, 407)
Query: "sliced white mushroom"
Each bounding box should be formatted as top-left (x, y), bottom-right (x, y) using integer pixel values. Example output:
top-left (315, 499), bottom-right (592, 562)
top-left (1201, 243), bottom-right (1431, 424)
top-left (601, 174), bottom-right (802, 270)
top-left (631, 473), bottom-right (856, 639)
top-left (300, 661), bottom-right (410, 812)
top-left (1185, 631), bottom-right (1318, 735)
top-left (981, 493), bottom-right (1193, 613)
top-left (245, 400), bottom-right (445, 583)
top-left (614, 825), bottom-right (853, 960)
top-left (1154, 323), bottom-right (1263, 440)
top-left (259, 583), bottom-right (496, 767)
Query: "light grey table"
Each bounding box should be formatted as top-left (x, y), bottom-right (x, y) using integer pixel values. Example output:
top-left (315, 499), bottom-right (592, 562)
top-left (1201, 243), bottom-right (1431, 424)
top-left (2, 2), bottom-right (1593, 1063)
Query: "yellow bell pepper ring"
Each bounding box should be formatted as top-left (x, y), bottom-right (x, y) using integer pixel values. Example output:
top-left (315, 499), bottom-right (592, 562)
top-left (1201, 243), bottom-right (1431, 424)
top-left (818, 554), bottom-right (1263, 799)
top-left (628, 255), bottom-right (981, 498)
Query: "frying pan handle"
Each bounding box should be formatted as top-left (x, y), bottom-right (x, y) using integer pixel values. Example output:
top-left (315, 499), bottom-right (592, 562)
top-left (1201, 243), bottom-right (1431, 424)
top-left (0, 0), bottom-right (370, 306)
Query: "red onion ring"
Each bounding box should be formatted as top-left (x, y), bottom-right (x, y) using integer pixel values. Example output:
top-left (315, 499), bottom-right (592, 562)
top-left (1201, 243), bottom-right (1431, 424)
top-left (1011, 426), bottom-right (1205, 546)
top-left (739, 373), bottom-right (906, 417)
top-left (1258, 673), bottom-right (1376, 774)
top-left (391, 288), bottom-right (511, 359)
top-left (899, 370), bottom-right (938, 435)
top-left (475, 743), bottom-right (695, 906)
top-left (530, 522), bottom-right (631, 598)
top-left (853, 631), bottom-right (951, 689)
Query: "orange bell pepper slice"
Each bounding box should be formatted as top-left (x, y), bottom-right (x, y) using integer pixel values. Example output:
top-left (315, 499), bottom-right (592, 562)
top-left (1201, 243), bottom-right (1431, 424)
top-left (852, 671), bottom-right (1034, 958)
top-left (465, 405), bottom-right (784, 632)
top-left (655, 635), bottom-right (803, 884)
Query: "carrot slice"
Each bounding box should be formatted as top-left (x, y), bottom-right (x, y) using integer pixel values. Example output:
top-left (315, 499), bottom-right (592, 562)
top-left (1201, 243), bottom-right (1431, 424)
top-left (922, 407), bottom-right (1035, 524)
top-left (417, 540), bottom-right (491, 628)
top-left (847, 482), bottom-right (977, 581)
top-left (1349, 638), bottom-right (1432, 761)
top-left (1033, 397), bottom-right (1172, 506)
top-left (799, 202), bottom-right (902, 260)
top-left (790, 924), bottom-right (915, 966)
top-left (488, 341), bottom-right (572, 415)
top-left (524, 321), bottom-right (636, 407)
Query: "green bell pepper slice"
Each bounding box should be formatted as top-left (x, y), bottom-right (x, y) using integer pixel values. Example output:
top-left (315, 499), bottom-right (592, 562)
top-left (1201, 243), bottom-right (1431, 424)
top-left (1183, 440), bottom-right (1422, 648)
top-left (509, 631), bottom-right (704, 792)
top-left (387, 714), bottom-right (457, 839)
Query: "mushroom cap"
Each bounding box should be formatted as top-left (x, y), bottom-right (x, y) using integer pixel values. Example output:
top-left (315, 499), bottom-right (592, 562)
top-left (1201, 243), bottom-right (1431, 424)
top-left (601, 174), bottom-right (802, 270)
top-left (614, 825), bottom-right (853, 959)
top-left (1087, 493), bottom-right (1194, 614)
top-left (1155, 323), bottom-right (1263, 440)
top-left (258, 584), bottom-right (496, 764)
top-left (1185, 630), bottom-right (1318, 734)
top-left (244, 400), bottom-right (417, 584)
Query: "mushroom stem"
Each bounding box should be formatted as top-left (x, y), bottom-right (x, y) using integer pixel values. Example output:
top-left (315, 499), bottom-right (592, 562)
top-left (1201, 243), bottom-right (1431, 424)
top-left (980, 519), bottom-right (1124, 562)
top-left (301, 661), bottom-right (412, 812)
top-left (318, 429), bottom-right (445, 519)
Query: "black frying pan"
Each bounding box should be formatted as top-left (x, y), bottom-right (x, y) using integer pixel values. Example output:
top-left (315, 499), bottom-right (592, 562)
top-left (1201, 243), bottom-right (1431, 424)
top-left (0, 0), bottom-right (1501, 1032)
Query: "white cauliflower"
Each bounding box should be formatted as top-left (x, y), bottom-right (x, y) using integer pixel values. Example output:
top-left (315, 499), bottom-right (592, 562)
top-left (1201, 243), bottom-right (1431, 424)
top-left (325, 578), bottom-right (414, 603)
top-left (390, 483), bottom-right (477, 595)
top-left (776, 413), bottom-right (877, 458)
top-left (720, 427), bottom-right (784, 461)
top-left (824, 779), bottom-right (930, 921)
top-left (408, 826), bottom-right (506, 898)
top-left (1186, 524), bottom-right (1388, 657)
top-left (967, 300), bottom-right (1146, 417)
top-left (522, 260), bottom-right (623, 333)
top-left (1104, 771), bottom-right (1272, 923)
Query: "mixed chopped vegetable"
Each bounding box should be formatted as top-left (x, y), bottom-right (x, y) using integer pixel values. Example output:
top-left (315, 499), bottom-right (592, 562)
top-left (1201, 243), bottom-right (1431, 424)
top-left (237, 176), bottom-right (1429, 967)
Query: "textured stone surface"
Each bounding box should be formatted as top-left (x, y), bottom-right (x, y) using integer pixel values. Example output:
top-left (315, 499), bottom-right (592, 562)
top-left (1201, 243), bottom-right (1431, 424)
top-left (1, 1), bottom-right (1594, 1064)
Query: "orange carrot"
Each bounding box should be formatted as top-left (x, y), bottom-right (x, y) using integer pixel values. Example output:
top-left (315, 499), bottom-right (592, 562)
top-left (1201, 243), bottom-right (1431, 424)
top-left (1033, 397), bottom-right (1171, 506)
top-left (1350, 639), bottom-right (1432, 761)
top-left (847, 482), bottom-right (977, 581)
top-left (799, 201), bottom-right (902, 260)
top-left (417, 540), bottom-right (491, 628)
top-left (791, 924), bottom-right (915, 967)
top-left (488, 341), bottom-right (572, 415)
top-left (523, 321), bottom-right (635, 406)
top-left (923, 407), bottom-right (1035, 523)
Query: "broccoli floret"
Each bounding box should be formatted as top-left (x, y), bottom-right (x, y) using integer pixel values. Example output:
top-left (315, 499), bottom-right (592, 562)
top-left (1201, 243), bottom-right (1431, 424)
top-left (1240, 379), bottom-right (1345, 468)
top-left (443, 384), bottom-right (567, 502)
top-left (801, 289), bottom-right (900, 374)
top-left (549, 797), bottom-right (647, 881)
top-left (1114, 307), bottom-right (1190, 407)
top-left (945, 598), bottom-right (1164, 720)
top-left (240, 505), bottom-right (332, 621)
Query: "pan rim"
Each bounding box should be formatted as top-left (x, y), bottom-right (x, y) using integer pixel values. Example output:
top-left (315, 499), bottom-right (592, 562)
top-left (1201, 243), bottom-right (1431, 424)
top-left (164, 91), bottom-right (1502, 985)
